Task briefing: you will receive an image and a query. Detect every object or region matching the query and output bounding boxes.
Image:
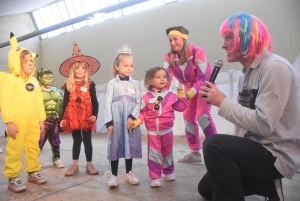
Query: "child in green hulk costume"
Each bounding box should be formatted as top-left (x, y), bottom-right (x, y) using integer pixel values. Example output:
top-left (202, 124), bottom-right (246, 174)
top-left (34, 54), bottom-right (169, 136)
top-left (37, 68), bottom-right (64, 168)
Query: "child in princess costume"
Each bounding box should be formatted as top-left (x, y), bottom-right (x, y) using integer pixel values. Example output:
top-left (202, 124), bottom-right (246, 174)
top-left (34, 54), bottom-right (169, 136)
top-left (105, 44), bottom-right (142, 187)
top-left (37, 68), bottom-right (64, 168)
top-left (0, 32), bottom-right (47, 193)
top-left (133, 66), bottom-right (187, 187)
top-left (60, 42), bottom-right (99, 176)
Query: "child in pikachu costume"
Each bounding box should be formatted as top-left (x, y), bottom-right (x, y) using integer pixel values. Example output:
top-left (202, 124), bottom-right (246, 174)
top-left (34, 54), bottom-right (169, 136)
top-left (0, 33), bottom-right (47, 193)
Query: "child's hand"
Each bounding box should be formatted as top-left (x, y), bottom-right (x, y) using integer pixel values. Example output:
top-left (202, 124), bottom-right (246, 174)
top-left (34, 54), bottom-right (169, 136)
top-left (127, 118), bottom-right (134, 131)
top-left (39, 121), bottom-right (44, 132)
top-left (60, 120), bottom-right (66, 128)
top-left (6, 122), bottom-right (18, 139)
top-left (107, 126), bottom-right (113, 137)
top-left (89, 115), bottom-right (97, 123)
top-left (177, 88), bottom-right (185, 98)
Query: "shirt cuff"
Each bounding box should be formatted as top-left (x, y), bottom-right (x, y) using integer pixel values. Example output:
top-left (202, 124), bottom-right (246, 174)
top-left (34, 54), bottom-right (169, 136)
top-left (128, 114), bottom-right (136, 121)
top-left (105, 120), bottom-right (113, 128)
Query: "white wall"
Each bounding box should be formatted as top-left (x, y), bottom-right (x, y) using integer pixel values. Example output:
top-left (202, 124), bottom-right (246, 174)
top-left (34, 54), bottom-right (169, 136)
top-left (0, 13), bottom-right (41, 72)
top-left (39, 0), bottom-right (300, 87)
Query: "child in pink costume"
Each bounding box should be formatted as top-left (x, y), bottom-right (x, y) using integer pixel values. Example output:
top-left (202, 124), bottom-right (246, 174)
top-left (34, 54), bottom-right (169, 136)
top-left (133, 66), bottom-right (187, 187)
top-left (164, 26), bottom-right (217, 162)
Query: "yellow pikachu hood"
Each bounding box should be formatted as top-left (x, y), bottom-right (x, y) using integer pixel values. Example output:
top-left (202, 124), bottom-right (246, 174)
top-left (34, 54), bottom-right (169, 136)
top-left (8, 32), bottom-right (37, 76)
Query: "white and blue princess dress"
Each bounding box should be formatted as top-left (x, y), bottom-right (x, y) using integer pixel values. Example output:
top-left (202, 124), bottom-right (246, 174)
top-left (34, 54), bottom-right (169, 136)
top-left (105, 75), bottom-right (142, 161)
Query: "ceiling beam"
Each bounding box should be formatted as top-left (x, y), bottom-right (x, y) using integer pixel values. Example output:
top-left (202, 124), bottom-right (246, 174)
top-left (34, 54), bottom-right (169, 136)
top-left (0, 0), bottom-right (149, 49)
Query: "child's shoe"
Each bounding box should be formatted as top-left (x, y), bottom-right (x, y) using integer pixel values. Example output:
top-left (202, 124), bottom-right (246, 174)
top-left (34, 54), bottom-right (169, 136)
top-left (8, 177), bottom-right (27, 193)
top-left (27, 172), bottom-right (47, 184)
top-left (163, 173), bottom-right (176, 181)
top-left (108, 175), bottom-right (118, 187)
top-left (178, 153), bottom-right (202, 163)
top-left (86, 163), bottom-right (99, 175)
top-left (53, 159), bottom-right (64, 168)
top-left (150, 179), bottom-right (161, 188)
top-left (65, 164), bottom-right (79, 176)
top-left (125, 171), bottom-right (139, 185)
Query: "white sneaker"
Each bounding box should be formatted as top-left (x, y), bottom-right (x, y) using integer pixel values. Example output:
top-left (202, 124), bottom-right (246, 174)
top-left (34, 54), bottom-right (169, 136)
top-left (53, 159), bottom-right (65, 168)
top-left (178, 153), bottom-right (202, 163)
top-left (0, 147), bottom-right (3, 153)
top-left (163, 173), bottom-right (175, 181)
top-left (108, 175), bottom-right (118, 187)
top-left (125, 171), bottom-right (140, 185)
top-left (150, 179), bottom-right (161, 188)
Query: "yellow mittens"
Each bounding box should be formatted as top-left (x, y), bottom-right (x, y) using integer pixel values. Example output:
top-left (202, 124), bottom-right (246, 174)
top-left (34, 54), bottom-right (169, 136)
top-left (133, 118), bottom-right (143, 128)
top-left (186, 89), bottom-right (196, 99)
top-left (177, 89), bottom-right (185, 98)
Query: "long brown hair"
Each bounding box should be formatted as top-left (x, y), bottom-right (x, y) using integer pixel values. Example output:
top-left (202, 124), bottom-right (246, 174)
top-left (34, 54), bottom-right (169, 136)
top-left (166, 26), bottom-right (189, 66)
top-left (66, 61), bottom-right (91, 93)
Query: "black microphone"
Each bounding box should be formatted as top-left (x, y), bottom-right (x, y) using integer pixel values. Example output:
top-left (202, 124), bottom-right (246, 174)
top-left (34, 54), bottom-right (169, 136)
top-left (209, 59), bottom-right (223, 83)
top-left (202, 59), bottom-right (223, 98)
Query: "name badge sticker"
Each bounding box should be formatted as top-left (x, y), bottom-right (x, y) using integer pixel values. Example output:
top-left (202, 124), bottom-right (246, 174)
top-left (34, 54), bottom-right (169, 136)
top-left (149, 97), bottom-right (156, 103)
top-left (128, 88), bottom-right (135, 94)
top-left (81, 87), bottom-right (88, 92)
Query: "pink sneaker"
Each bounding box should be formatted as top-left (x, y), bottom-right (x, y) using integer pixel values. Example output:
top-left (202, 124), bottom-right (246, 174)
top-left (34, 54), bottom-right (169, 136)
top-left (8, 177), bottom-right (27, 193)
top-left (27, 172), bottom-right (47, 184)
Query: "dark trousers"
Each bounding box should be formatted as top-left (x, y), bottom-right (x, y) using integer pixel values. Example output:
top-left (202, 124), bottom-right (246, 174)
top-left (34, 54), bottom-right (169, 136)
top-left (39, 116), bottom-right (61, 162)
top-left (111, 158), bottom-right (133, 176)
top-left (198, 134), bottom-right (283, 201)
top-left (71, 130), bottom-right (93, 161)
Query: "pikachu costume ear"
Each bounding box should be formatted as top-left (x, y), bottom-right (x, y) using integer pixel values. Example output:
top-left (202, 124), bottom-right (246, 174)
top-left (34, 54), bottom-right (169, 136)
top-left (8, 32), bottom-right (37, 76)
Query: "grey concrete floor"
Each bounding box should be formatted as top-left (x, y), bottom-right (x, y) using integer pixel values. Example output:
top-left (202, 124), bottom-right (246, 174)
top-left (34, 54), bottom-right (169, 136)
top-left (0, 134), bottom-right (299, 201)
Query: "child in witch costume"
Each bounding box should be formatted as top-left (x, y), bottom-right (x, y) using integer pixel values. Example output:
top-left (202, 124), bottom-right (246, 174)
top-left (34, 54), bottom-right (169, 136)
top-left (60, 42), bottom-right (100, 176)
top-left (37, 68), bottom-right (64, 168)
top-left (1, 32), bottom-right (47, 193)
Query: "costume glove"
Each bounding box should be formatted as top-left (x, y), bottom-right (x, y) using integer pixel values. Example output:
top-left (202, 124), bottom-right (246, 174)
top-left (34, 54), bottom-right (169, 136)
top-left (177, 88), bottom-right (186, 98)
top-left (133, 118), bottom-right (142, 128)
top-left (186, 89), bottom-right (196, 99)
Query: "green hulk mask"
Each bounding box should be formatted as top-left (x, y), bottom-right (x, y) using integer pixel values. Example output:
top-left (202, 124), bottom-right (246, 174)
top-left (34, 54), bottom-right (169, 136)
top-left (37, 68), bottom-right (62, 118)
top-left (37, 68), bottom-right (53, 88)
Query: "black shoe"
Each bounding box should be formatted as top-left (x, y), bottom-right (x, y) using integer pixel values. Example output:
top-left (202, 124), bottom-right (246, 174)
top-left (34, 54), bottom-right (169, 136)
top-left (244, 179), bottom-right (284, 201)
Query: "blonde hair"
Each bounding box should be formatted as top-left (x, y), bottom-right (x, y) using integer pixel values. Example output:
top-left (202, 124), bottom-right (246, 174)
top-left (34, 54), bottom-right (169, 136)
top-left (66, 61), bottom-right (90, 93)
top-left (112, 53), bottom-right (133, 78)
top-left (20, 50), bottom-right (35, 81)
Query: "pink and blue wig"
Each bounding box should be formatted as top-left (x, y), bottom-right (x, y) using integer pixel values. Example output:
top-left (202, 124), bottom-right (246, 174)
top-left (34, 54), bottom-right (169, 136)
top-left (220, 13), bottom-right (272, 58)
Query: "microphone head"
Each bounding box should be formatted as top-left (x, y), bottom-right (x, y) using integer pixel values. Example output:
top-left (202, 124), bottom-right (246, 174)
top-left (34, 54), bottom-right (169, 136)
top-left (214, 59), bottom-right (223, 68)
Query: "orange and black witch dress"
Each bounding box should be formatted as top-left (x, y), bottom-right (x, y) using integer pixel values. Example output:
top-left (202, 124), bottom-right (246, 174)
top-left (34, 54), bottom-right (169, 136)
top-left (61, 81), bottom-right (98, 133)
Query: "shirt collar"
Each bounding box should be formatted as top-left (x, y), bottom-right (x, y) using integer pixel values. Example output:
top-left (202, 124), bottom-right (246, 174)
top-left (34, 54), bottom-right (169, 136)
top-left (243, 50), bottom-right (269, 73)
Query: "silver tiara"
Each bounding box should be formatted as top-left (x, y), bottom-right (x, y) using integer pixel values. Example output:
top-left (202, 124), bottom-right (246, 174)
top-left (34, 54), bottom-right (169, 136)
top-left (117, 44), bottom-right (131, 54)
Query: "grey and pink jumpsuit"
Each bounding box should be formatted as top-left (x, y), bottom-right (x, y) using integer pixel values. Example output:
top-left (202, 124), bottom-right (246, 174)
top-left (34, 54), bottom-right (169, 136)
top-left (164, 44), bottom-right (217, 151)
top-left (138, 88), bottom-right (187, 179)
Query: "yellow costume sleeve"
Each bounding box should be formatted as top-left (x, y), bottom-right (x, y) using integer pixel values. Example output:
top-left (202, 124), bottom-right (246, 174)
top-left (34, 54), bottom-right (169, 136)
top-left (1, 74), bottom-right (15, 123)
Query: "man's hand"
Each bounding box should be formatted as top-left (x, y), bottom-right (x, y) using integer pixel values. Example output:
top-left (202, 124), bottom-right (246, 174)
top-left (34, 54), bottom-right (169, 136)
top-left (199, 81), bottom-right (225, 107)
top-left (6, 122), bottom-right (18, 139)
top-left (107, 125), bottom-right (114, 137)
